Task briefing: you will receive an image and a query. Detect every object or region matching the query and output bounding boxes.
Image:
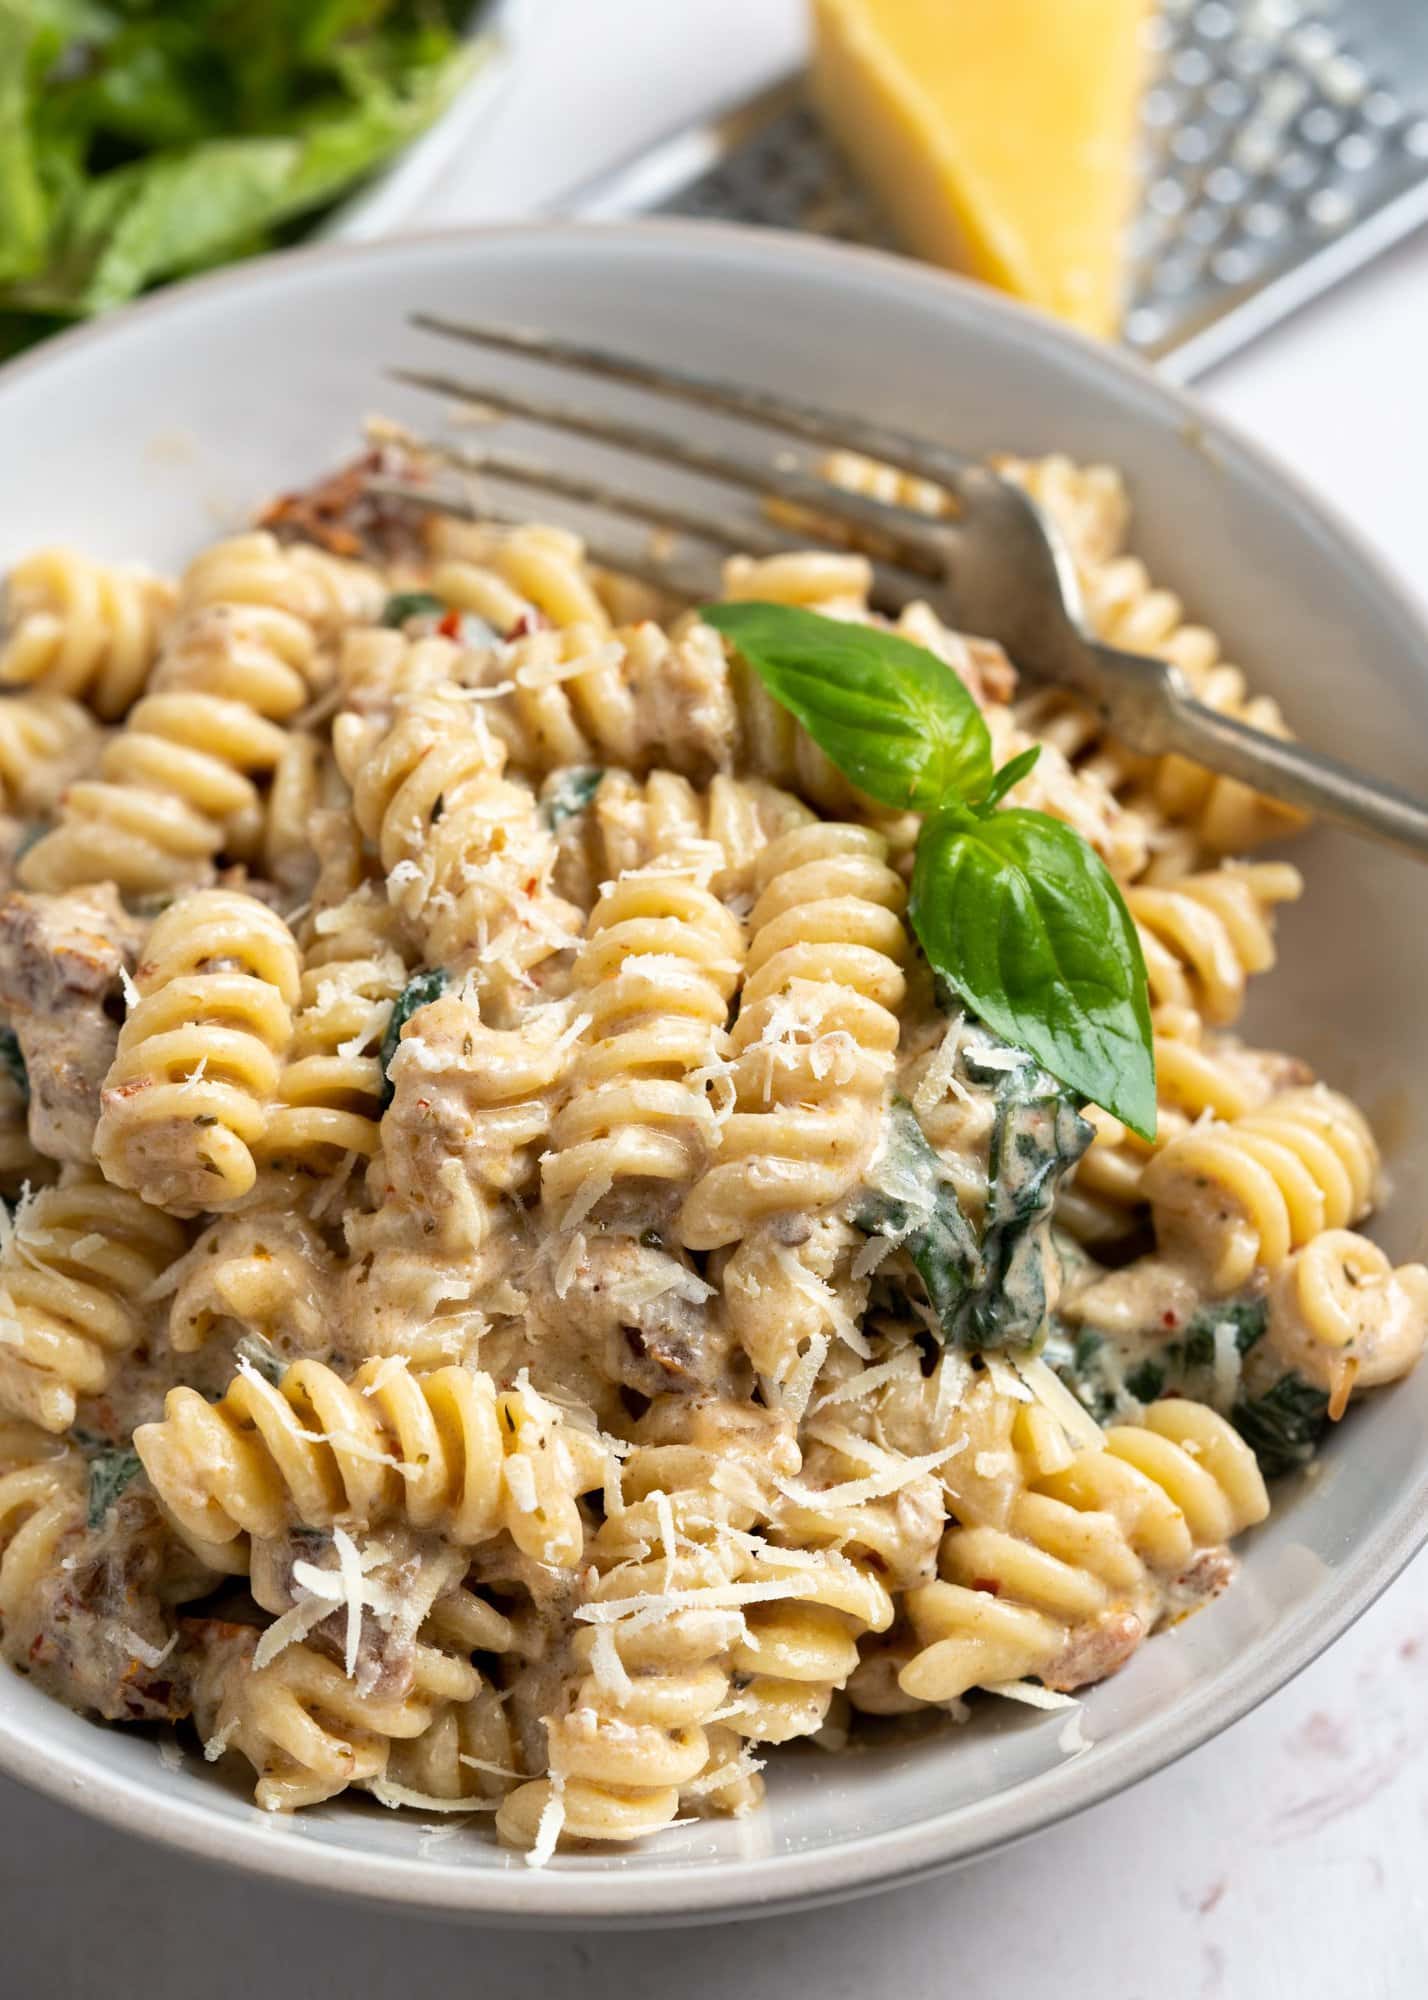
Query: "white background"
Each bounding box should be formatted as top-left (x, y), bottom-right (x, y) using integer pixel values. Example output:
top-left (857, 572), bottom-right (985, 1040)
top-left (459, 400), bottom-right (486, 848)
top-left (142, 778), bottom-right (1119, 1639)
top-left (4, 2), bottom-right (1428, 1993)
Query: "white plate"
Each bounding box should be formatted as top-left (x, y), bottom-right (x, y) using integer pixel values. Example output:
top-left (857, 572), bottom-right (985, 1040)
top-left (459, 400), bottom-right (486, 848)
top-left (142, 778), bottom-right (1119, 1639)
top-left (0, 221), bottom-right (1425, 1925)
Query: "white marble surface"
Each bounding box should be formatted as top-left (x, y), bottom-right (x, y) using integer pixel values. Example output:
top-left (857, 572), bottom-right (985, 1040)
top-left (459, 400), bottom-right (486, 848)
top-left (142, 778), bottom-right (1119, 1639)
top-left (4, 3), bottom-right (1428, 1992)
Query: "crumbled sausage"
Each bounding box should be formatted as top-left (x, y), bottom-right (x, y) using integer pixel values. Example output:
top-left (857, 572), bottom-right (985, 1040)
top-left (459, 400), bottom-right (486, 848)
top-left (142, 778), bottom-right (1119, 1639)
top-left (0, 884), bottom-right (144, 1162)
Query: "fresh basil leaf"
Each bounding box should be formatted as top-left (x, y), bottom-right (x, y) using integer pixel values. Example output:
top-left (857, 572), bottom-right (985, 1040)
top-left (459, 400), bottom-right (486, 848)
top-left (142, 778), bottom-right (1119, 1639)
top-left (976, 744), bottom-right (1042, 816)
top-left (379, 966), bottom-right (447, 1107)
top-left (700, 600), bottom-right (993, 811)
top-left (381, 589), bottom-right (446, 627)
top-left (87, 1445), bottom-right (142, 1529)
top-left (911, 804), bottom-right (1156, 1140)
top-left (0, 1026), bottom-right (27, 1105)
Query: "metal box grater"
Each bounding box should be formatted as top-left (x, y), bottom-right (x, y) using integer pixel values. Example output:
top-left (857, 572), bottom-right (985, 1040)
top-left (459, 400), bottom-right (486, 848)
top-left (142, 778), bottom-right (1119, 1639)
top-left (562, 0), bottom-right (1428, 382)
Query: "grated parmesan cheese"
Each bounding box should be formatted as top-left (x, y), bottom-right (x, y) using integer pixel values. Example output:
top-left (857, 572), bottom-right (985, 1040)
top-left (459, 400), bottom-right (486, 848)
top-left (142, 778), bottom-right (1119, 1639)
top-left (585, 1621), bottom-right (633, 1701)
top-left (769, 1245), bottom-right (871, 1358)
top-left (456, 1755), bottom-right (521, 1780)
top-left (559, 1166), bottom-right (613, 1234)
top-left (526, 1775), bottom-right (566, 1868)
top-left (504, 1453), bottom-right (538, 1515)
top-left (772, 1331), bottom-right (828, 1426)
top-left (515, 640), bottom-right (625, 689)
top-left (1016, 1356), bottom-right (1107, 1453)
top-left (116, 1625), bottom-right (177, 1672)
top-left (203, 1717), bottom-right (238, 1763)
top-left (983, 1354), bottom-right (1034, 1403)
top-left (779, 1432), bottom-right (965, 1510)
top-left (984, 1680), bottom-right (1079, 1710)
top-left (1211, 1320), bottom-right (1244, 1415)
top-left (369, 1779), bottom-right (499, 1814)
top-left (911, 1012), bottom-right (970, 1116)
top-left (812, 1350), bottom-right (919, 1411)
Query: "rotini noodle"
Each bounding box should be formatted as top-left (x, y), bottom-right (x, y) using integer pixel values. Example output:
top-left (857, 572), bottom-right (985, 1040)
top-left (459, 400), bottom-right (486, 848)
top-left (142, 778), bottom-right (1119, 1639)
top-left (678, 823), bottom-right (908, 1248)
top-left (95, 890), bottom-right (302, 1214)
top-left (0, 1177), bottom-right (185, 1434)
top-left (0, 549), bottom-right (176, 718)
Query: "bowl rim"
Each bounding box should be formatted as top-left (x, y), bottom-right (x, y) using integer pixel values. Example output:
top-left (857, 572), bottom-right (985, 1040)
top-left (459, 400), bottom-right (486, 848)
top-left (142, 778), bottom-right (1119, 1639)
top-left (1, 215), bottom-right (1426, 1925)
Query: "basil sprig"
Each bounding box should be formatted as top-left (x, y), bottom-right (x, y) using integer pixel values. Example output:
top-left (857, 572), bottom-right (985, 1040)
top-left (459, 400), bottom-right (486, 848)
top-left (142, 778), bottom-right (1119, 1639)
top-left (701, 601), bottom-right (1156, 1139)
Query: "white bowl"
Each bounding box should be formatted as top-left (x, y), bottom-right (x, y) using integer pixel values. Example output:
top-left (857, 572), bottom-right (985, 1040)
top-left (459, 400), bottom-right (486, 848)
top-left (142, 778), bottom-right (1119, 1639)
top-left (0, 222), bottom-right (1425, 1925)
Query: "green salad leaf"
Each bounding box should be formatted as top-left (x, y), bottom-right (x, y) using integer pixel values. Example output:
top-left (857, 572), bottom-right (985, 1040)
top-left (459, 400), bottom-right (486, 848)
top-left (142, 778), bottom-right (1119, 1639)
top-left (708, 599), bottom-right (1156, 1137)
top-left (0, 1), bottom-right (484, 354)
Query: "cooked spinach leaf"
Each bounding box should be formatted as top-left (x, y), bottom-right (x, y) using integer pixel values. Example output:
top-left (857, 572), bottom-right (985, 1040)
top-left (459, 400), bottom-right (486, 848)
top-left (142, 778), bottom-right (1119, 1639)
top-left (378, 966), bottom-right (447, 1106)
top-left (235, 1329), bottom-right (285, 1385)
top-left (853, 1029), bottom-right (1091, 1354)
top-left (852, 1098), bottom-right (981, 1326)
top-left (0, 1026), bottom-right (28, 1105)
top-left (964, 1057), bottom-right (1093, 1351)
top-left (541, 766), bottom-right (605, 832)
top-left (1232, 1372), bottom-right (1330, 1479)
top-left (87, 1444), bottom-right (142, 1529)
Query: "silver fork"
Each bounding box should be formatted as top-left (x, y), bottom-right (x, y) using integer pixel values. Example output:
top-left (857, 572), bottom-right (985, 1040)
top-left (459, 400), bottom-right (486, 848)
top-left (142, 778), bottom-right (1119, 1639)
top-left (386, 313), bottom-right (1428, 860)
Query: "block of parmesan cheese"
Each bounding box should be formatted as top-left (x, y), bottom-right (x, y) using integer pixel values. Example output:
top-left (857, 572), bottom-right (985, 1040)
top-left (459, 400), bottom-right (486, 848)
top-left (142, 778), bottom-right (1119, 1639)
top-left (810, 0), bottom-right (1152, 337)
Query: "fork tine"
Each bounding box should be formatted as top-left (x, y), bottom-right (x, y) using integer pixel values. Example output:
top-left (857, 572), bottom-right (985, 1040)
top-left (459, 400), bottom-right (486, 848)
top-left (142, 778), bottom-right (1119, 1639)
top-left (389, 363), bottom-right (947, 577)
top-left (365, 466), bottom-right (924, 615)
top-left (401, 442), bottom-right (798, 558)
top-left (366, 475), bottom-right (720, 600)
top-left (410, 313), bottom-right (977, 493)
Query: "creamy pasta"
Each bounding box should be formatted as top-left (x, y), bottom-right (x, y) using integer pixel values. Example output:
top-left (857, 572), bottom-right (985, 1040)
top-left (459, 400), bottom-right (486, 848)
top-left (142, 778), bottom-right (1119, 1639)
top-left (0, 445), bottom-right (1420, 1861)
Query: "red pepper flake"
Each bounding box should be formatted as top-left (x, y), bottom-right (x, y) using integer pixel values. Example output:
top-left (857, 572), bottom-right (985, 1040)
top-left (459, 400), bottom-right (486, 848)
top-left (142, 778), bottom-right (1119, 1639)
top-left (437, 609), bottom-right (462, 639)
top-left (971, 1577), bottom-right (1002, 1597)
top-left (1162, 1310), bottom-right (1180, 1329)
top-left (506, 610), bottom-right (549, 640)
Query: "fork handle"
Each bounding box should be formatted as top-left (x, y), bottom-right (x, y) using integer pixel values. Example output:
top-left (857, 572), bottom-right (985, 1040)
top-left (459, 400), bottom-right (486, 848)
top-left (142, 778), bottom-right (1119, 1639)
top-left (1156, 678), bottom-right (1428, 860)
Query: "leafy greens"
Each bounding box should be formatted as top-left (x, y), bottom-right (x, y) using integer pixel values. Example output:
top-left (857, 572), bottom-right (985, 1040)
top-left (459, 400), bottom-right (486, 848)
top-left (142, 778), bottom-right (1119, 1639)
top-left (701, 600), bottom-right (1156, 1137)
top-left (0, 1), bottom-right (484, 355)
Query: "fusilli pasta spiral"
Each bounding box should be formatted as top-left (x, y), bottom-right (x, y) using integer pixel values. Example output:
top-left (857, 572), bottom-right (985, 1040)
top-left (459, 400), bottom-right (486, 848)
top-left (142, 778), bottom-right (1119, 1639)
top-left (0, 1177), bottom-right (185, 1433)
top-left (95, 890), bottom-right (302, 1214)
top-left (135, 1357), bottom-right (607, 1568)
top-left (0, 694), bottom-right (103, 817)
top-left (543, 864), bottom-right (745, 1225)
top-left (1268, 1229), bottom-right (1428, 1398)
top-left (678, 823), bottom-right (908, 1248)
top-left (0, 549), bottom-right (176, 718)
top-left (1143, 1085), bottom-right (1378, 1291)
